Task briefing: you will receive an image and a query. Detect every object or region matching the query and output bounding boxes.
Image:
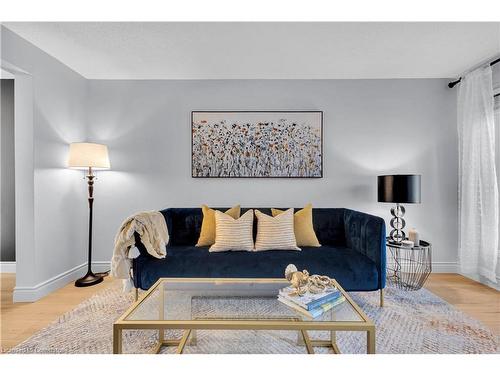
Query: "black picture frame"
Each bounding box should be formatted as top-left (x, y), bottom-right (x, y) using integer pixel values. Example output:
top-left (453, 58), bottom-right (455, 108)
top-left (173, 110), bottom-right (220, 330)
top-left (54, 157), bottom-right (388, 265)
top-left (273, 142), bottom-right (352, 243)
top-left (191, 110), bottom-right (323, 178)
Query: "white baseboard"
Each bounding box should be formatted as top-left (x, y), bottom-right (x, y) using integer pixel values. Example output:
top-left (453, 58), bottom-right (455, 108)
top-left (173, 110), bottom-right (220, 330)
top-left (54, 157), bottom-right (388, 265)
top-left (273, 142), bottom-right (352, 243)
top-left (13, 262), bottom-right (87, 302)
top-left (430, 263), bottom-right (500, 290)
top-left (460, 272), bottom-right (500, 291)
top-left (431, 261), bottom-right (458, 273)
top-left (9, 259), bottom-right (460, 302)
top-left (0, 261), bottom-right (16, 273)
top-left (92, 261), bottom-right (111, 273)
top-left (87, 261), bottom-right (459, 274)
top-left (12, 261), bottom-right (111, 302)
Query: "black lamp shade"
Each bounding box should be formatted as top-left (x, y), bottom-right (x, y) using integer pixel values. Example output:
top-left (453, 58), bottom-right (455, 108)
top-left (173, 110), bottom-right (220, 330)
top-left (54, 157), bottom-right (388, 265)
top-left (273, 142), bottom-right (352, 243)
top-left (378, 175), bottom-right (421, 204)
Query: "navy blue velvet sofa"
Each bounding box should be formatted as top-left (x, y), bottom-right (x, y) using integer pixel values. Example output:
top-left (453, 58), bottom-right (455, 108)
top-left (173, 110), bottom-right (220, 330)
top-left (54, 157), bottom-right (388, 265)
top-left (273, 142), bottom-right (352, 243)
top-left (132, 207), bottom-right (386, 297)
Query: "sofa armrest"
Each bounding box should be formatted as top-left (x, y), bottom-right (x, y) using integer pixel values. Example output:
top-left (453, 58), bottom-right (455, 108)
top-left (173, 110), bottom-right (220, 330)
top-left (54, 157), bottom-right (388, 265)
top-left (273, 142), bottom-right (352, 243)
top-left (133, 232), bottom-right (150, 257)
top-left (133, 232), bottom-right (170, 258)
top-left (344, 209), bottom-right (386, 289)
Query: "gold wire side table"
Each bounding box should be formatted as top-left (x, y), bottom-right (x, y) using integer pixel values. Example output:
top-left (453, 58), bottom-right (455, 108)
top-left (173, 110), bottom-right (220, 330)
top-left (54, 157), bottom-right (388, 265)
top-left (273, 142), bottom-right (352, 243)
top-left (386, 240), bottom-right (432, 291)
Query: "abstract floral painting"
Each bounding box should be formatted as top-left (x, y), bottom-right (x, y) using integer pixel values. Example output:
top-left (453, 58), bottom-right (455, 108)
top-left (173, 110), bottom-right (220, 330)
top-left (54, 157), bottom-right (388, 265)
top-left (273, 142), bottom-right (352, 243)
top-left (192, 111), bottom-right (323, 178)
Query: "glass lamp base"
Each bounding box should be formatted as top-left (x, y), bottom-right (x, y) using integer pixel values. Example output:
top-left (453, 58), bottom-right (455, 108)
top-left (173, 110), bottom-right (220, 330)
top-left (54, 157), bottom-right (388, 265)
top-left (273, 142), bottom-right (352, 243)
top-left (389, 203), bottom-right (406, 243)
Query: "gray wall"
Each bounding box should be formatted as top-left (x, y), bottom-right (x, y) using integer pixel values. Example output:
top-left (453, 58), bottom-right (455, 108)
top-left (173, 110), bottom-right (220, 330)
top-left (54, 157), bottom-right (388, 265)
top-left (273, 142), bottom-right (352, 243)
top-left (1, 79), bottom-right (15, 261)
top-left (87, 79), bottom-right (458, 267)
top-left (1, 27), bottom-right (88, 289)
top-left (0, 24), bottom-right (461, 295)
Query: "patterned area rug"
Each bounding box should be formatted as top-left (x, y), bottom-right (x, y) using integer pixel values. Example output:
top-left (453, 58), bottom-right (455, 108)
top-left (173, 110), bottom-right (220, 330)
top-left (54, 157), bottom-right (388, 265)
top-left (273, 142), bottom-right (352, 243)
top-left (9, 281), bottom-right (499, 354)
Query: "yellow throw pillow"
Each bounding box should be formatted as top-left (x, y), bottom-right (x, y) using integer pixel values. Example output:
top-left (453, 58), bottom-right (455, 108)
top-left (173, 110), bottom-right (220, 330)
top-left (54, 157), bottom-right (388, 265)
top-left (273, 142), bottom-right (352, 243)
top-left (272, 204), bottom-right (321, 247)
top-left (196, 204), bottom-right (241, 246)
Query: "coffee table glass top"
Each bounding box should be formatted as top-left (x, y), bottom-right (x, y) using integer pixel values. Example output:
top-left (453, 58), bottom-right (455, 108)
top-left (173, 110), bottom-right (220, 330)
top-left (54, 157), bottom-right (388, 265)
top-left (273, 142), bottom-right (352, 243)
top-left (124, 278), bottom-right (366, 323)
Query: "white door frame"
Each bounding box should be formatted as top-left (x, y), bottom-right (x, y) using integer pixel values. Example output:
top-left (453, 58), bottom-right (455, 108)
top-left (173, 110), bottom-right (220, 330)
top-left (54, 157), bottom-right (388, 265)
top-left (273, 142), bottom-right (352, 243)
top-left (1, 59), bottom-right (36, 294)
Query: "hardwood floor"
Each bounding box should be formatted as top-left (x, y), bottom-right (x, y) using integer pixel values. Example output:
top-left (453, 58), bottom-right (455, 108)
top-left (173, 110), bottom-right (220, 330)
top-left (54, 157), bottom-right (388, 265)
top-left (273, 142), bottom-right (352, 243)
top-left (0, 273), bottom-right (115, 352)
top-left (425, 273), bottom-right (499, 335)
top-left (1, 273), bottom-right (499, 352)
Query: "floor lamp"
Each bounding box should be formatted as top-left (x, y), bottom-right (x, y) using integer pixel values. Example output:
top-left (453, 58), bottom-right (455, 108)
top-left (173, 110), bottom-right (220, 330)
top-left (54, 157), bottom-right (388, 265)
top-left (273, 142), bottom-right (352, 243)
top-left (68, 142), bottom-right (111, 287)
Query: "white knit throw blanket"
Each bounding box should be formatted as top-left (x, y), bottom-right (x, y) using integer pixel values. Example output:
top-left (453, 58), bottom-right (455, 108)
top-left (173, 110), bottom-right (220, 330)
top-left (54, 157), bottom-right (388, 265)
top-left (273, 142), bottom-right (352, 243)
top-left (111, 211), bottom-right (168, 290)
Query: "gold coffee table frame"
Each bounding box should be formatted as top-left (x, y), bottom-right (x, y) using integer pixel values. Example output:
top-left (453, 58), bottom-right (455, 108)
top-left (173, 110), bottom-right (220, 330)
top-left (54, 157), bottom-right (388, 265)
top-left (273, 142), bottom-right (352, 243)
top-left (113, 278), bottom-right (375, 354)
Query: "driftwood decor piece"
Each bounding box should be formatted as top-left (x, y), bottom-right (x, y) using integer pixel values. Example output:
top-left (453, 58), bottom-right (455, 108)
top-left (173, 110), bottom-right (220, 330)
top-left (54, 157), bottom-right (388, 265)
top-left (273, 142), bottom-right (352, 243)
top-left (284, 264), bottom-right (336, 296)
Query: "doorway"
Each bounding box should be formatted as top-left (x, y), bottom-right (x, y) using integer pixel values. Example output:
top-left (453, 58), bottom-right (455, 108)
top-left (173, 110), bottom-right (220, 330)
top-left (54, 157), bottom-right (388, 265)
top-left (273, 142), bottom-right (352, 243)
top-left (1, 76), bottom-right (16, 264)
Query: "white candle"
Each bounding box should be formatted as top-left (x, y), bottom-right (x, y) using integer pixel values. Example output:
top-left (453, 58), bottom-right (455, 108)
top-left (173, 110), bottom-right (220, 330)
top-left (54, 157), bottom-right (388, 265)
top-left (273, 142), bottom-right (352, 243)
top-left (409, 228), bottom-right (420, 247)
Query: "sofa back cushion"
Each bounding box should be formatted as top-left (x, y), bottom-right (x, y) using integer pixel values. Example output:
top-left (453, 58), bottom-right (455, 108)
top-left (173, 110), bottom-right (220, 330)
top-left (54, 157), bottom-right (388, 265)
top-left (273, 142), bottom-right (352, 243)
top-left (160, 208), bottom-right (203, 246)
top-left (311, 208), bottom-right (346, 246)
top-left (160, 207), bottom-right (346, 247)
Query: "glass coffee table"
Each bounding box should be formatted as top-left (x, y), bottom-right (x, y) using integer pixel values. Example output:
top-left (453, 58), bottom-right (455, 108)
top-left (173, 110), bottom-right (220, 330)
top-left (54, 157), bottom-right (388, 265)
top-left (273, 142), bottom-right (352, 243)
top-left (113, 278), bottom-right (375, 354)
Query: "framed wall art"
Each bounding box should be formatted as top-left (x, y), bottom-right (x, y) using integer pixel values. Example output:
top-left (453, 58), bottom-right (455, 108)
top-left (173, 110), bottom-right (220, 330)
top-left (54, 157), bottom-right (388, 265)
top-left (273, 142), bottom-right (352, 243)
top-left (191, 111), bottom-right (323, 178)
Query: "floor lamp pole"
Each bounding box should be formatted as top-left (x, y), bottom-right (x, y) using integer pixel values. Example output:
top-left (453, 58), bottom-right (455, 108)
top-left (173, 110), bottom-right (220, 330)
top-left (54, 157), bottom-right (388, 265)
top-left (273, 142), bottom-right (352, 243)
top-left (75, 167), bottom-right (105, 287)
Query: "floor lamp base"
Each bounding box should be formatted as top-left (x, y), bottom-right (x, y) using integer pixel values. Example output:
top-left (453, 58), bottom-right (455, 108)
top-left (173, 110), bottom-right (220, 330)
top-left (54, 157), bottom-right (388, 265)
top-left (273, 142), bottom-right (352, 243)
top-left (75, 271), bottom-right (104, 287)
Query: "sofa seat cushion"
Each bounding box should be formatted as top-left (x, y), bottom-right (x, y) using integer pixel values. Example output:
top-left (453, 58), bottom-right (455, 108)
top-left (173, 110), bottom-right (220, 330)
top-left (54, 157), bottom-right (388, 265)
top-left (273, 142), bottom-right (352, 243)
top-left (133, 245), bottom-right (379, 292)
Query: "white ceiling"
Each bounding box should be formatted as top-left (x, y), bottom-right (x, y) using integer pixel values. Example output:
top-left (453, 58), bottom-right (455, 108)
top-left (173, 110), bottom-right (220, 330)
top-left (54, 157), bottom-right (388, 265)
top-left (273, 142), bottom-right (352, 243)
top-left (3, 22), bottom-right (500, 79)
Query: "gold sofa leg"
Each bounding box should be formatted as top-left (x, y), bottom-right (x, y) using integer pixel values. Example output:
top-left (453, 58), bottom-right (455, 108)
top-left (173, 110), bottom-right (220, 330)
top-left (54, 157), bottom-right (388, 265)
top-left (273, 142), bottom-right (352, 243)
top-left (379, 289), bottom-right (384, 307)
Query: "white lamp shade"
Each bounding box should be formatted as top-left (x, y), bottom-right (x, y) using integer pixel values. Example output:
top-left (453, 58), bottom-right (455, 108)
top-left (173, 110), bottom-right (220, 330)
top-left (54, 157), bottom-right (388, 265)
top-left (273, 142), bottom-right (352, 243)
top-left (68, 142), bottom-right (110, 170)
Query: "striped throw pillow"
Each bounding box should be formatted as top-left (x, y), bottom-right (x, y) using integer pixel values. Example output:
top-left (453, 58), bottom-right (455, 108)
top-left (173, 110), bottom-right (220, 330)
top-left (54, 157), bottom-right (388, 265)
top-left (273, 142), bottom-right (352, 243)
top-left (196, 204), bottom-right (241, 246)
top-left (254, 208), bottom-right (301, 251)
top-left (209, 209), bottom-right (255, 252)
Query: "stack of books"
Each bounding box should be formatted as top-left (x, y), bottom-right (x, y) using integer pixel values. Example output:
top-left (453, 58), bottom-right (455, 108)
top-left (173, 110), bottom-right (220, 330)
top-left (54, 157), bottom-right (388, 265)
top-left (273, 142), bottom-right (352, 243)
top-left (277, 286), bottom-right (346, 319)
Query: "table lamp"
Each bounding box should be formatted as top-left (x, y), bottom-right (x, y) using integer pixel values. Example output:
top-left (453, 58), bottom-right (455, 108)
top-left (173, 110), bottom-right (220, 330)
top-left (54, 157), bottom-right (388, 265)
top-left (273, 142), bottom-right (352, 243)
top-left (68, 142), bottom-right (110, 287)
top-left (378, 174), bottom-right (421, 244)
